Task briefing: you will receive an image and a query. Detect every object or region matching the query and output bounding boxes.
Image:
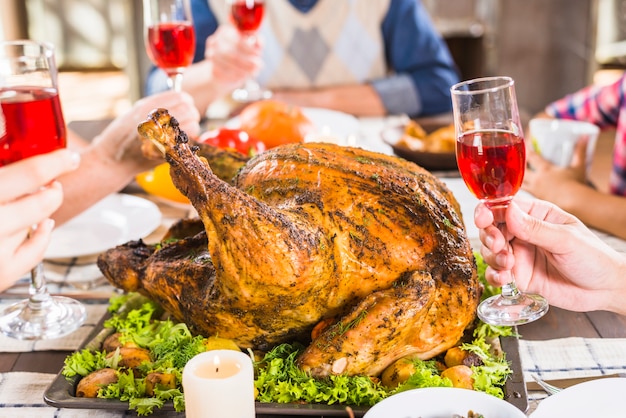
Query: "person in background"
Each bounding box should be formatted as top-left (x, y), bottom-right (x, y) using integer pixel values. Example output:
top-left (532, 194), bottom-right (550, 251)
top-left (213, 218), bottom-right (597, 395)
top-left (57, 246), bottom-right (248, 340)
top-left (145, 0), bottom-right (460, 118)
top-left (474, 198), bottom-right (626, 316)
top-left (0, 90), bottom-right (200, 292)
top-left (523, 73), bottom-right (626, 240)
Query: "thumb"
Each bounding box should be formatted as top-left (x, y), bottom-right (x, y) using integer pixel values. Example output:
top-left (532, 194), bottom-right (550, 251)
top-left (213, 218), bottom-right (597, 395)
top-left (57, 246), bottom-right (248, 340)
top-left (569, 135), bottom-right (589, 170)
top-left (505, 201), bottom-right (571, 254)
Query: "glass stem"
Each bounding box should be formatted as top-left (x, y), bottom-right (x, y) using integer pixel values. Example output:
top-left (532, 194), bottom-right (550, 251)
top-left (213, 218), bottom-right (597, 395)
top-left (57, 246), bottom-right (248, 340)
top-left (492, 203), bottom-right (521, 301)
top-left (168, 73), bottom-right (183, 92)
top-left (27, 225), bottom-right (51, 309)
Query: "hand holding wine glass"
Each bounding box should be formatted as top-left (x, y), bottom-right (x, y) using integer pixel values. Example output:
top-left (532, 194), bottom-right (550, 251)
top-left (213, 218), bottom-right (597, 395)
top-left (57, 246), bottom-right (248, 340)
top-left (228, 0), bottom-right (271, 102)
top-left (0, 40), bottom-right (86, 339)
top-left (451, 76), bottom-right (549, 326)
top-left (143, 0), bottom-right (196, 92)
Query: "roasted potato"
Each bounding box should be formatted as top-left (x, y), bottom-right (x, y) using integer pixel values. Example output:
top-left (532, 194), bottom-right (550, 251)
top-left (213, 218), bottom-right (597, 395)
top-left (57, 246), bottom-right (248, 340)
top-left (106, 346), bottom-right (152, 370)
top-left (381, 356), bottom-right (419, 389)
top-left (441, 364), bottom-right (474, 389)
top-left (145, 372), bottom-right (177, 396)
top-left (204, 335), bottom-right (241, 351)
top-left (76, 368), bottom-right (118, 398)
top-left (444, 346), bottom-right (484, 368)
top-left (102, 332), bottom-right (138, 353)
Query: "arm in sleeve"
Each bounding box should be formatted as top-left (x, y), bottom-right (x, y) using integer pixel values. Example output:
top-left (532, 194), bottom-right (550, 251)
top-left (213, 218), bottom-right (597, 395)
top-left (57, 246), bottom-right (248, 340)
top-left (372, 0), bottom-right (460, 117)
top-left (545, 74), bottom-right (626, 129)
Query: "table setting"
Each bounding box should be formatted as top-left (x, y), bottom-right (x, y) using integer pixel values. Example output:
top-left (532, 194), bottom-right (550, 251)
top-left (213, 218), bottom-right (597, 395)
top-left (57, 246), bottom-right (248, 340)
top-left (1, 79), bottom-right (626, 417)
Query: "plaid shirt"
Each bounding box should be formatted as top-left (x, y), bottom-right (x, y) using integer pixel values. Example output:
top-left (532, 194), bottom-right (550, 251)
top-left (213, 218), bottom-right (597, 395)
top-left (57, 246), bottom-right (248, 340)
top-left (545, 74), bottom-right (626, 196)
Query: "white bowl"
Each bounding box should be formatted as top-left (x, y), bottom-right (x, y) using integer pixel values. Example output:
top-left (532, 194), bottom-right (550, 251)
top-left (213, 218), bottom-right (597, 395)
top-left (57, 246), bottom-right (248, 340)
top-left (363, 387), bottom-right (526, 418)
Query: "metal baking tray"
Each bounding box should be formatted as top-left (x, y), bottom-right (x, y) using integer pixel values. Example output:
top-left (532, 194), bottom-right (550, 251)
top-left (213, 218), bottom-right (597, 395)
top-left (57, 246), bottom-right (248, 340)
top-left (44, 312), bottom-right (528, 417)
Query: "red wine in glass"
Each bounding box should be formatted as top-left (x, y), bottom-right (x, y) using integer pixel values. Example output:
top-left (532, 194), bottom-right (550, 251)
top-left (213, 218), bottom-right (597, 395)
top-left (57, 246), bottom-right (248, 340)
top-left (146, 22), bottom-right (195, 77)
top-left (451, 76), bottom-right (548, 326)
top-left (0, 87), bottom-right (66, 166)
top-left (0, 39), bottom-right (86, 340)
top-left (143, 0), bottom-right (195, 92)
top-left (231, 0), bottom-right (265, 33)
top-left (456, 130), bottom-right (525, 206)
top-left (228, 0), bottom-right (271, 102)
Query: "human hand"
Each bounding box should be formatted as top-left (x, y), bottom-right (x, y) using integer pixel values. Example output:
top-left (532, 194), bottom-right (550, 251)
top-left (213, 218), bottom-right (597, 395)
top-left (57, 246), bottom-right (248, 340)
top-left (523, 138), bottom-right (589, 203)
top-left (204, 25), bottom-right (263, 93)
top-left (475, 197), bottom-right (626, 313)
top-left (0, 149), bottom-right (80, 289)
top-left (90, 90), bottom-right (200, 174)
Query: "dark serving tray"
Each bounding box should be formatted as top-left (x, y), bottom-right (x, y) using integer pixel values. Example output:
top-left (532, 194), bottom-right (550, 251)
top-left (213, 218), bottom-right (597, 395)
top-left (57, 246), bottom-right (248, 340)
top-left (44, 312), bottom-right (528, 417)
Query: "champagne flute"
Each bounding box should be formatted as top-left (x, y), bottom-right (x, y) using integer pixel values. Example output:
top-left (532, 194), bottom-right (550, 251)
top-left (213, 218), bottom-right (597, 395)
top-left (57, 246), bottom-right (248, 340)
top-left (0, 40), bottom-right (86, 339)
top-left (451, 76), bottom-right (549, 326)
top-left (228, 0), bottom-right (272, 102)
top-left (143, 0), bottom-right (196, 92)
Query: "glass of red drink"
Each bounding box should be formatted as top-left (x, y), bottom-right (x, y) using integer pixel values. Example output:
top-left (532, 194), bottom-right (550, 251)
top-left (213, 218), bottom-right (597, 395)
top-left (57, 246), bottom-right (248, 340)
top-left (228, 0), bottom-right (272, 102)
top-left (143, 0), bottom-right (196, 92)
top-left (451, 76), bottom-right (549, 326)
top-left (0, 40), bottom-right (86, 339)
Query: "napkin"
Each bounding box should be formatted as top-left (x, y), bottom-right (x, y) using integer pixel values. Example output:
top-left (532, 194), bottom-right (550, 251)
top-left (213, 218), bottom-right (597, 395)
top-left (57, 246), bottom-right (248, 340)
top-left (0, 302), bottom-right (108, 353)
top-left (519, 337), bottom-right (626, 381)
top-left (0, 372), bottom-right (126, 417)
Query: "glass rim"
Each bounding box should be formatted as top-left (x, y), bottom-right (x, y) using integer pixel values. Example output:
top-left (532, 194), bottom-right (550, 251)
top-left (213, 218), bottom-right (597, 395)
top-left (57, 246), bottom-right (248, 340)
top-left (450, 76), bottom-right (514, 95)
top-left (0, 39), bottom-right (55, 57)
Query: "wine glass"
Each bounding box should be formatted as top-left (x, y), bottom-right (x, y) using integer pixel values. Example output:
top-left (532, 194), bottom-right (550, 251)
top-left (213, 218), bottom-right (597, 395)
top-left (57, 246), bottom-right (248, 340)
top-left (0, 40), bottom-right (86, 339)
top-left (143, 0), bottom-right (196, 92)
top-left (228, 0), bottom-right (272, 102)
top-left (450, 76), bottom-right (549, 326)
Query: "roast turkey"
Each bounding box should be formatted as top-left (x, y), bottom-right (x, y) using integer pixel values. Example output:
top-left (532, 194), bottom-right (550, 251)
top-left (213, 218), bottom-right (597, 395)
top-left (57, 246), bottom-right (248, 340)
top-left (97, 108), bottom-right (480, 378)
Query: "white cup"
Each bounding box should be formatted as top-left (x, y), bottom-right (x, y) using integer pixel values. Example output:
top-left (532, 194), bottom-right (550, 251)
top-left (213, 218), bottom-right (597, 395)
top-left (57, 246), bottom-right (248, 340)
top-left (528, 118), bottom-right (600, 175)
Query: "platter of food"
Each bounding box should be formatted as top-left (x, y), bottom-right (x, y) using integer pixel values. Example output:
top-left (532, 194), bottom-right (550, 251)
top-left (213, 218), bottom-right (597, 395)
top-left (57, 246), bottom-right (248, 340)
top-left (381, 119), bottom-right (458, 172)
top-left (43, 108), bottom-right (529, 417)
top-left (43, 293), bottom-right (528, 417)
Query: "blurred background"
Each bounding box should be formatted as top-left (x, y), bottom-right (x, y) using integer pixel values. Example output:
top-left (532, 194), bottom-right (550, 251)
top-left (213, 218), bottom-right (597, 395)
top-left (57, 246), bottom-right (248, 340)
top-left (0, 0), bottom-right (624, 123)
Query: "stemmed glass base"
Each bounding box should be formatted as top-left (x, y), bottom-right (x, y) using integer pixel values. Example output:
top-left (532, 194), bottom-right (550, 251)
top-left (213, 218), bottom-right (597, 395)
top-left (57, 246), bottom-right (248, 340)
top-left (0, 261), bottom-right (86, 340)
top-left (478, 291), bottom-right (549, 326)
top-left (0, 295), bottom-right (86, 340)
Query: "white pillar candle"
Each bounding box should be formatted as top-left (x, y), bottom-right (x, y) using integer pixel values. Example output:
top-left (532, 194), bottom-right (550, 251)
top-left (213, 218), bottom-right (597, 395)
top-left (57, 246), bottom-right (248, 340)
top-left (182, 349), bottom-right (256, 418)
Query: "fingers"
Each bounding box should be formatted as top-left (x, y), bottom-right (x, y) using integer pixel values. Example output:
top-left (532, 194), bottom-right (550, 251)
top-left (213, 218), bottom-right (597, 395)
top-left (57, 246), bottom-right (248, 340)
top-left (569, 136), bottom-right (589, 176)
top-left (0, 181), bottom-right (65, 237)
top-left (505, 199), bottom-right (582, 255)
top-left (0, 150), bottom-right (80, 202)
top-left (0, 218), bottom-right (55, 288)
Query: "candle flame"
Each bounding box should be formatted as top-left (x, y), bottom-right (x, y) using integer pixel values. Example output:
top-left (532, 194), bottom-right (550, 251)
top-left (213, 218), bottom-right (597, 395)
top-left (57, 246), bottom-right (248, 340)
top-left (213, 354), bottom-right (221, 373)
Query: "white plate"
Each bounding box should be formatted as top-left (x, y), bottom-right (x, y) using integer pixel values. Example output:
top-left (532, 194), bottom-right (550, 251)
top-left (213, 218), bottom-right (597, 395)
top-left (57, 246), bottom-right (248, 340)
top-left (45, 194), bottom-right (162, 260)
top-left (363, 387), bottom-right (526, 418)
top-left (227, 107), bottom-right (360, 145)
top-left (530, 377), bottom-right (626, 417)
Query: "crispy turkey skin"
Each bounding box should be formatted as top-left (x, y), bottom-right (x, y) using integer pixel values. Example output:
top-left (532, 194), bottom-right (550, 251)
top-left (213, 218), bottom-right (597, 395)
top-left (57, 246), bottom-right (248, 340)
top-left (97, 108), bottom-right (480, 378)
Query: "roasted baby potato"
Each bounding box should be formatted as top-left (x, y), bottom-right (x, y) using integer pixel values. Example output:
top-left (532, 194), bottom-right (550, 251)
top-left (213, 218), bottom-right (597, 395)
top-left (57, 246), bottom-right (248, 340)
top-left (444, 346), bottom-right (484, 368)
top-left (441, 364), bottom-right (474, 389)
top-left (381, 356), bottom-right (419, 389)
top-left (204, 335), bottom-right (241, 351)
top-left (76, 368), bottom-right (118, 398)
top-left (106, 346), bottom-right (152, 370)
top-left (145, 371), bottom-right (177, 396)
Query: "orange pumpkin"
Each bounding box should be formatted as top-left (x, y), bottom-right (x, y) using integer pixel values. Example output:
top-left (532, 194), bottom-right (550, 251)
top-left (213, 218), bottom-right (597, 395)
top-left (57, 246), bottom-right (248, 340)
top-left (238, 100), bottom-right (315, 149)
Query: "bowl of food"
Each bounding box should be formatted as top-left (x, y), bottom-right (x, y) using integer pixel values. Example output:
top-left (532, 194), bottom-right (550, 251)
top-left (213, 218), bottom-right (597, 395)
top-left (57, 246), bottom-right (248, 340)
top-left (363, 387), bottom-right (526, 418)
top-left (382, 120), bottom-right (457, 171)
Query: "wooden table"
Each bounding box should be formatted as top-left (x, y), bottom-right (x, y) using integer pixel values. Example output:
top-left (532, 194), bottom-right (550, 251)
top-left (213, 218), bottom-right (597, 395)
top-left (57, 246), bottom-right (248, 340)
top-left (1, 118), bottom-right (625, 416)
